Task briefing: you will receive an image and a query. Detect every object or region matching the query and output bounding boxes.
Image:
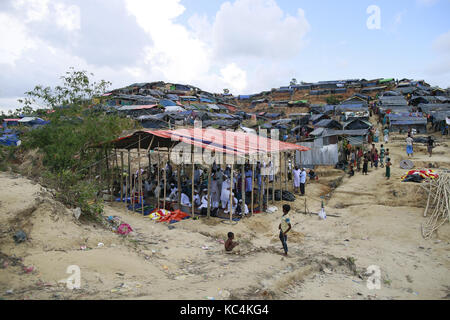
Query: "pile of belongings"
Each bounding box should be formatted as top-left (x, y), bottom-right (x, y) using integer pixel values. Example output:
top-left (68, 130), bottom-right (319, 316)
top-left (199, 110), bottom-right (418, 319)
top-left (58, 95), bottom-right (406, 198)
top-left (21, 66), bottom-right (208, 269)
top-left (147, 209), bottom-right (190, 224)
top-left (401, 169), bottom-right (439, 183)
top-left (147, 209), bottom-right (171, 221)
top-left (105, 216), bottom-right (133, 235)
top-left (268, 189), bottom-right (296, 202)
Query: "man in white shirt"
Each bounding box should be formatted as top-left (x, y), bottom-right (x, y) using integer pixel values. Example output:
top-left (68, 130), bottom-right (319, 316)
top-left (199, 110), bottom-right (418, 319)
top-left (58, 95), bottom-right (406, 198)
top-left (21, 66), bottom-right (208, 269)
top-left (180, 192), bottom-right (191, 207)
top-left (168, 183), bottom-right (178, 201)
top-left (193, 189), bottom-right (201, 207)
top-left (221, 176), bottom-right (231, 210)
top-left (300, 168), bottom-right (307, 196)
top-left (293, 166), bottom-right (301, 194)
top-left (236, 199), bottom-right (249, 216)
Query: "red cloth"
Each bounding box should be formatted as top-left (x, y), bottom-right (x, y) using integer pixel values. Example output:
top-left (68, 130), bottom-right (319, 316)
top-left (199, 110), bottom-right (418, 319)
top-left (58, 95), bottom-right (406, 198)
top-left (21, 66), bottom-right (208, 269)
top-left (158, 209), bottom-right (190, 223)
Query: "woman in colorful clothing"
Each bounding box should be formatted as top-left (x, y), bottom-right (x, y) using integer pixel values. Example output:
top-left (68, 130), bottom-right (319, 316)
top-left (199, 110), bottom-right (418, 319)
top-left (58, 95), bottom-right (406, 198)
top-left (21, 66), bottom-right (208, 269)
top-left (383, 127), bottom-right (389, 143)
top-left (379, 144), bottom-right (385, 168)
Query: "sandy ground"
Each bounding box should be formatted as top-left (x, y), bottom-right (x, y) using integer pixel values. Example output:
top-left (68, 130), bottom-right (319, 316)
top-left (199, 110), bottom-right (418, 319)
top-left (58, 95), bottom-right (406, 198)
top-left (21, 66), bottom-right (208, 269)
top-left (0, 130), bottom-right (449, 300)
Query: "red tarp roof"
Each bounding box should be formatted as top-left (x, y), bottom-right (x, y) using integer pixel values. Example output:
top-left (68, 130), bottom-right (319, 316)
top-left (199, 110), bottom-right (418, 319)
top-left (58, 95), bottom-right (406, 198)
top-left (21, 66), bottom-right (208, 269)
top-left (107, 128), bottom-right (310, 155)
top-left (3, 119), bottom-right (21, 121)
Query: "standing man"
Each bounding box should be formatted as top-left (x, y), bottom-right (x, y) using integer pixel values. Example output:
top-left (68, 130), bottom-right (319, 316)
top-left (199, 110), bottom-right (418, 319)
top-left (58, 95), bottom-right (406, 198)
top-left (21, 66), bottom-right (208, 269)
top-left (300, 168), bottom-right (307, 196)
top-left (356, 147), bottom-right (363, 172)
top-left (406, 134), bottom-right (414, 157)
top-left (278, 204), bottom-right (292, 257)
top-left (293, 166), bottom-right (301, 194)
top-left (370, 144), bottom-right (376, 168)
top-left (427, 136), bottom-right (434, 157)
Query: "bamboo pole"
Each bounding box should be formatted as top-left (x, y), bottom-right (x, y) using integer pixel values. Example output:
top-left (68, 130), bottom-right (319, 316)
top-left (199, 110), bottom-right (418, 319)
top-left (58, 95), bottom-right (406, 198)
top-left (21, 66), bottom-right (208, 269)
top-left (284, 152), bottom-right (288, 193)
top-left (157, 144), bottom-right (160, 210)
top-left (266, 168), bottom-right (269, 210)
top-left (105, 149), bottom-right (111, 199)
top-left (271, 159), bottom-right (275, 204)
top-left (191, 163), bottom-right (195, 218)
top-left (259, 163), bottom-right (263, 212)
top-left (126, 150), bottom-right (130, 207)
top-left (207, 166), bottom-right (212, 218)
top-left (241, 164), bottom-right (246, 213)
top-left (114, 149), bottom-right (119, 198)
top-left (138, 135), bottom-right (144, 215)
top-left (130, 150), bottom-right (134, 212)
top-left (279, 152), bottom-right (283, 201)
top-left (229, 164), bottom-right (234, 222)
top-left (163, 153), bottom-right (167, 210)
top-left (120, 151), bottom-right (124, 203)
top-left (251, 162), bottom-right (255, 216)
top-left (177, 164), bottom-right (181, 206)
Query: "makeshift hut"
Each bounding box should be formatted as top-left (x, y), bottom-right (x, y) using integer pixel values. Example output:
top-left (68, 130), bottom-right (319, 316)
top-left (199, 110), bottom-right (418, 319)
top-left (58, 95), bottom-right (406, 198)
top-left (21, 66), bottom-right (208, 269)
top-left (94, 128), bottom-right (310, 223)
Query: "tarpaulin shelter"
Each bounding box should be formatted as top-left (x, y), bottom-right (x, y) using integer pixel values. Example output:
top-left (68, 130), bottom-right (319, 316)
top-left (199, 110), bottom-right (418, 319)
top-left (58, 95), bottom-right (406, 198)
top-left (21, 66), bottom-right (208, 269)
top-left (96, 128), bottom-right (310, 223)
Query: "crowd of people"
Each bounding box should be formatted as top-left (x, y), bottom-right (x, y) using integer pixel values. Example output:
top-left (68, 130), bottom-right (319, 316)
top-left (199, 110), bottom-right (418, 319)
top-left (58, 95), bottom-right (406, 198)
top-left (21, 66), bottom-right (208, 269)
top-left (113, 155), bottom-right (314, 218)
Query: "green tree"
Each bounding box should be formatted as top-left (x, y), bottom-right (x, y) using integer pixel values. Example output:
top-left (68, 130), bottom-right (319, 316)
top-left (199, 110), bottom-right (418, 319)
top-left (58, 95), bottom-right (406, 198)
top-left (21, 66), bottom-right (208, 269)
top-left (12, 69), bottom-right (133, 219)
top-left (18, 67), bottom-right (111, 112)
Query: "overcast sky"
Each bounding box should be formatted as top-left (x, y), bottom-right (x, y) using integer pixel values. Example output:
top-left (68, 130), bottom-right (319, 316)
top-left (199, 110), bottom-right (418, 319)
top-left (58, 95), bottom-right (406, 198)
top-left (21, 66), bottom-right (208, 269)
top-left (0, 0), bottom-right (449, 112)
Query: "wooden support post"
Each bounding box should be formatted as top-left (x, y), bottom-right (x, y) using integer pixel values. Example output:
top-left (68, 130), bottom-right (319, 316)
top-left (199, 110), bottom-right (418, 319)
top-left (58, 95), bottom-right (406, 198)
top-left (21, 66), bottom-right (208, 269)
top-left (126, 150), bottom-right (130, 206)
top-left (177, 164), bottom-right (181, 206)
top-left (229, 164), bottom-right (234, 222)
top-left (120, 151), bottom-right (124, 203)
top-left (241, 164), bottom-right (245, 213)
top-left (138, 135), bottom-right (144, 216)
top-left (130, 151), bottom-right (134, 212)
top-left (251, 162), bottom-right (255, 216)
top-left (271, 159), bottom-right (275, 204)
top-left (191, 163), bottom-right (195, 219)
top-left (284, 152), bottom-right (287, 193)
top-left (259, 164), bottom-right (263, 212)
top-left (163, 154), bottom-right (167, 210)
top-left (266, 168), bottom-right (269, 210)
top-left (280, 152), bottom-right (283, 201)
top-left (157, 145), bottom-right (160, 210)
top-left (105, 149), bottom-right (111, 198)
top-left (207, 166), bottom-right (212, 218)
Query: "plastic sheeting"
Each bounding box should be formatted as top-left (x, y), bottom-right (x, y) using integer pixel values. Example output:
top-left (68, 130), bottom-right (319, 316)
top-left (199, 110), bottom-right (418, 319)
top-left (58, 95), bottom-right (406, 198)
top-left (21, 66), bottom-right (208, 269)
top-left (295, 142), bottom-right (338, 166)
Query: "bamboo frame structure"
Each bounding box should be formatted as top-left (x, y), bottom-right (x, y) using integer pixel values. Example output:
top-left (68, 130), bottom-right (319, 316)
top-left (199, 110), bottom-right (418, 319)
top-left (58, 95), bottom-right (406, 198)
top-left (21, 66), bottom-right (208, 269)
top-left (95, 129), bottom-right (309, 229)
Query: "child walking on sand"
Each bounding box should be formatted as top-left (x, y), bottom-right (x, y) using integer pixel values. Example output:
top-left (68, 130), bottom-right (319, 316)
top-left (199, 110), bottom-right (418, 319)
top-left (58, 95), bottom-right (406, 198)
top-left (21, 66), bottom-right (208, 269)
top-left (385, 158), bottom-right (391, 180)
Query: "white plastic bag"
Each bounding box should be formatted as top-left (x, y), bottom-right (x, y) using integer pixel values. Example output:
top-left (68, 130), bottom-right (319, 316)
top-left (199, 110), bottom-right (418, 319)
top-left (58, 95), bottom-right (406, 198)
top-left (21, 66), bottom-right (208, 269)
top-left (318, 208), bottom-right (327, 220)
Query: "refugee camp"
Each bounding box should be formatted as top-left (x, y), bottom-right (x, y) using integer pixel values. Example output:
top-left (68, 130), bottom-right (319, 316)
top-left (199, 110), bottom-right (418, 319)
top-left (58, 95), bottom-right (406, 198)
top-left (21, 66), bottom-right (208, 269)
top-left (0, 0), bottom-right (449, 305)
